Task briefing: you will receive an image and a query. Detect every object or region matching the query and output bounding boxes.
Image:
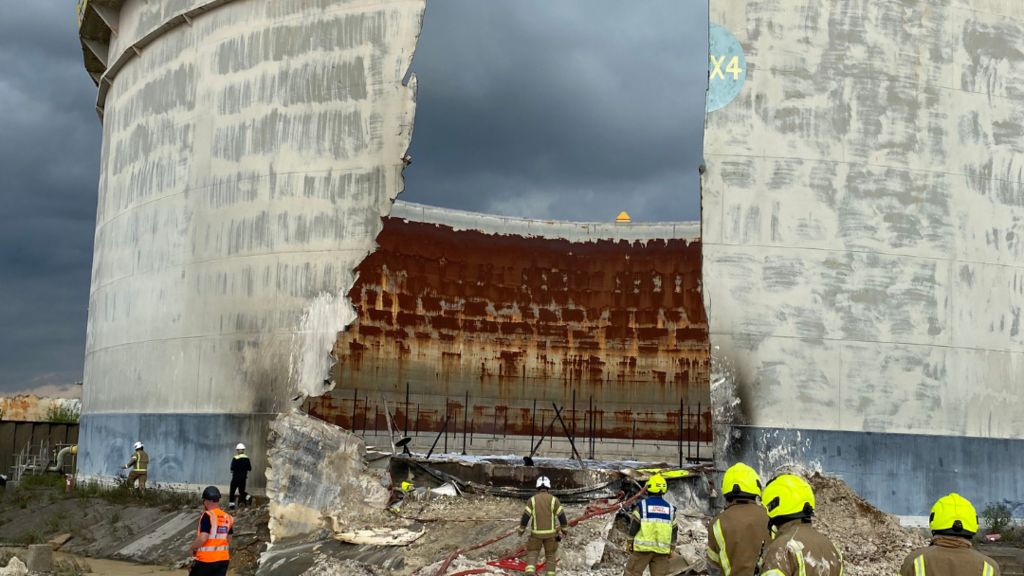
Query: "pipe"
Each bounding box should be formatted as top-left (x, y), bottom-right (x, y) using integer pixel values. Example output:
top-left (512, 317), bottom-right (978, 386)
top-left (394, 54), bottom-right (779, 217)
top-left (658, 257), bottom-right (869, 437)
top-left (47, 445), bottom-right (77, 472)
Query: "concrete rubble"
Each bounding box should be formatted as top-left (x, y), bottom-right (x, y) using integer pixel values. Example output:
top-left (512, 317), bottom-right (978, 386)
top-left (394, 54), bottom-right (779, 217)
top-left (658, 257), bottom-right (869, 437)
top-left (0, 558), bottom-right (26, 576)
top-left (265, 410), bottom-right (391, 542)
top-left (254, 435), bottom-right (931, 576)
top-left (810, 474), bottom-right (928, 576)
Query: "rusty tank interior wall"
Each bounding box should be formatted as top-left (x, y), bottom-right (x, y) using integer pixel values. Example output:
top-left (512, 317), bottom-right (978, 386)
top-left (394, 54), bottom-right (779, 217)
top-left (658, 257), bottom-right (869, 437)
top-left (306, 202), bottom-right (711, 460)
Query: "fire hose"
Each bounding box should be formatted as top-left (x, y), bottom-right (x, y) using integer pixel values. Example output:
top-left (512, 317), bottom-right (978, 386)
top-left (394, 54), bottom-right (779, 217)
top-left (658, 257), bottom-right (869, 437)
top-left (435, 487), bottom-right (647, 576)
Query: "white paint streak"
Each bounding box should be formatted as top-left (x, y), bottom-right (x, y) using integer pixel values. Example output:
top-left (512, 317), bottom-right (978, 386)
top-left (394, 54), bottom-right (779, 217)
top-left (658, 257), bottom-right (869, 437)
top-left (289, 292), bottom-right (355, 399)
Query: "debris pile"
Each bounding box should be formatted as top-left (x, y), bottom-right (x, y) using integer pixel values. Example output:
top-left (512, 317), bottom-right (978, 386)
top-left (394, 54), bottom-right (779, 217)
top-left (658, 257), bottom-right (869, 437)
top-left (266, 410), bottom-right (390, 541)
top-left (123, 409), bottom-right (926, 576)
top-left (811, 474), bottom-right (927, 576)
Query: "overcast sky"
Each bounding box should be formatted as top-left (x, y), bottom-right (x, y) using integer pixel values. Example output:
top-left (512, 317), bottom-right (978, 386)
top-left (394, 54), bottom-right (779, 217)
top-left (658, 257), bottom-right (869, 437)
top-left (0, 1), bottom-right (707, 394)
top-left (407, 0), bottom-right (708, 221)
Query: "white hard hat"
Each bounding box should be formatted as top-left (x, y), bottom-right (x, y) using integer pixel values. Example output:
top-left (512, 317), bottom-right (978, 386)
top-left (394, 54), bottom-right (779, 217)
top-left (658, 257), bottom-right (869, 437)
top-left (536, 476), bottom-right (551, 489)
top-left (133, 441), bottom-right (143, 450)
top-left (236, 443), bottom-right (246, 451)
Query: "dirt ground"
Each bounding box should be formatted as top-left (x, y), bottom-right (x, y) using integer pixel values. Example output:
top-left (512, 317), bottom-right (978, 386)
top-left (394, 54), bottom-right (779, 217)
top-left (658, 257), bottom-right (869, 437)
top-left (294, 491), bottom-right (703, 576)
top-left (0, 476), bottom-right (266, 575)
top-left (0, 472), bottom-right (997, 576)
top-left (300, 473), bottom-right (938, 576)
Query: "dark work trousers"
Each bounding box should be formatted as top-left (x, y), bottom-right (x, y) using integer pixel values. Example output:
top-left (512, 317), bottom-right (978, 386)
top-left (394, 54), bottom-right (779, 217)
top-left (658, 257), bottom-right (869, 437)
top-left (229, 476), bottom-right (247, 506)
top-left (190, 560), bottom-right (229, 576)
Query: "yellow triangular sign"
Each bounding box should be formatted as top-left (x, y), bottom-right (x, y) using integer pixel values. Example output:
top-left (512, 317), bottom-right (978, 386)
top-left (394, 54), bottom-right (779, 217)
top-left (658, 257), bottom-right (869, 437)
top-left (615, 211), bottom-right (632, 223)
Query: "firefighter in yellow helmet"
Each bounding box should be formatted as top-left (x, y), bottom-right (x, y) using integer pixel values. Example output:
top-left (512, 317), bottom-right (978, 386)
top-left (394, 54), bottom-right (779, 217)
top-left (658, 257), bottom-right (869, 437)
top-left (623, 474), bottom-right (678, 576)
top-left (899, 493), bottom-right (1000, 576)
top-left (760, 474), bottom-right (843, 576)
top-left (706, 463), bottom-right (770, 576)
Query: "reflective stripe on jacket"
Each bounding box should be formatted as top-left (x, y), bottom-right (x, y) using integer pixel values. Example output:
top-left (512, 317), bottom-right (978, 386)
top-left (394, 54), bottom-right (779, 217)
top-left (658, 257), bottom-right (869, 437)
top-left (761, 521), bottom-right (843, 576)
top-left (631, 496), bottom-right (676, 554)
top-left (130, 450), bottom-right (148, 472)
top-left (706, 500), bottom-right (770, 576)
top-left (195, 508), bottom-right (233, 563)
top-left (899, 537), bottom-right (1001, 576)
top-left (524, 492), bottom-right (563, 537)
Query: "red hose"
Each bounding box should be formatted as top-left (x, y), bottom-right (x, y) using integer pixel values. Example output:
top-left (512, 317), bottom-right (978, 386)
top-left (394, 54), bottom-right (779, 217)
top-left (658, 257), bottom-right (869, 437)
top-left (435, 489), bottom-right (646, 576)
top-left (434, 528), bottom-right (517, 576)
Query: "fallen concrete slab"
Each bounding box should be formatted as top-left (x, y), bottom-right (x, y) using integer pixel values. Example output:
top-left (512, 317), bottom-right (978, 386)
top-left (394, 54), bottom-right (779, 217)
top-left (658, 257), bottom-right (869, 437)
top-left (266, 410), bottom-right (389, 542)
top-left (333, 527), bottom-right (425, 547)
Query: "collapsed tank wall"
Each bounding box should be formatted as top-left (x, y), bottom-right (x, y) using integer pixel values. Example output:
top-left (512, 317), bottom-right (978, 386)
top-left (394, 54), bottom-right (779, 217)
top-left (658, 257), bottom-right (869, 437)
top-left (703, 0), bottom-right (1024, 516)
top-left (306, 201), bottom-right (712, 460)
top-left (76, 0), bottom-right (425, 489)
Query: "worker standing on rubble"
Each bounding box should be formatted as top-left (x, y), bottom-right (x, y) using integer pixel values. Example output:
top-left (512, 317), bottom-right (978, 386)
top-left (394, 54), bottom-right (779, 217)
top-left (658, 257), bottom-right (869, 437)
top-left (899, 493), bottom-right (1001, 576)
top-left (706, 463), bottom-right (770, 576)
top-left (623, 474), bottom-right (677, 576)
top-left (123, 441), bottom-right (148, 491)
top-left (189, 486), bottom-right (234, 576)
top-left (759, 474), bottom-right (843, 576)
top-left (519, 475), bottom-right (568, 575)
top-left (229, 443), bottom-right (251, 509)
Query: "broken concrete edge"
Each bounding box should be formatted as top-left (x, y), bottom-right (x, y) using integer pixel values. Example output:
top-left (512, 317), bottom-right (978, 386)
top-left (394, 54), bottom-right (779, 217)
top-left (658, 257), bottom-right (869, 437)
top-left (262, 0), bottom-right (427, 555)
top-left (265, 410), bottom-right (391, 543)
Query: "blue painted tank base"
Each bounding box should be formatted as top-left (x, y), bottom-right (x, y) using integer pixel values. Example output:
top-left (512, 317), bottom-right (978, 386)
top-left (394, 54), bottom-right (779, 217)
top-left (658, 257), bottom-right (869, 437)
top-left (78, 412), bottom-right (274, 492)
top-left (726, 425), bottom-right (1024, 517)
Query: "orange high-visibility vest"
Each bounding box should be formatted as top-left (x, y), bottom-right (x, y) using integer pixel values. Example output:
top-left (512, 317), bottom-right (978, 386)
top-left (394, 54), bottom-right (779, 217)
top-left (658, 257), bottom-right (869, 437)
top-left (195, 508), bottom-right (233, 563)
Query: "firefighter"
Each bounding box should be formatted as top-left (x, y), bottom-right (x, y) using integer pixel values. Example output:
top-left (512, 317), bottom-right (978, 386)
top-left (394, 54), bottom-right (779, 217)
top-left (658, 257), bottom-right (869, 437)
top-left (229, 443), bottom-right (251, 509)
top-left (189, 486), bottom-right (234, 576)
top-left (899, 493), bottom-right (1001, 576)
top-left (760, 474), bottom-right (843, 576)
top-left (624, 474), bottom-right (677, 576)
top-left (123, 441), bottom-right (148, 491)
top-left (518, 475), bottom-right (568, 575)
top-left (706, 462), bottom-right (771, 576)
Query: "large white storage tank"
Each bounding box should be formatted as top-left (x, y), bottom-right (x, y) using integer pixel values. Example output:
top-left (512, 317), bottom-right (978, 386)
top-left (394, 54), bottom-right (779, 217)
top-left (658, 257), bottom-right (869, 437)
top-left (704, 0), bottom-right (1024, 516)
top-left (76, 0), bottom-right (424, 488)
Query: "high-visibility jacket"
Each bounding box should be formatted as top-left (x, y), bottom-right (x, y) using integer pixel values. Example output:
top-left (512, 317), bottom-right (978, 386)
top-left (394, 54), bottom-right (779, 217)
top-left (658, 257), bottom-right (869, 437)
top-left (631, 496), bottom-right (677, 554)
top-left (195, 508), bottom-right (233, 563)
top-left (128, 450), bottom-right (148, 472)
top-left (523, 492), bottom-right (565, 537)
top-left (761, 520), bottom-right (843, 576)
top-left (706, 499), bottom-right (770, 575)
top-left (899, 536), bottom-right (1001, 576)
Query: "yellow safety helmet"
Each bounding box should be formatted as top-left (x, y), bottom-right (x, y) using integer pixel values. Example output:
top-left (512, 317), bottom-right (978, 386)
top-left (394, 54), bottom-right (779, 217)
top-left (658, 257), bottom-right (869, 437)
top-left (722, 463), bottom-right (762, 500)
top-left (929, 493), bottom-right (979, 535)
top-left (645, 474), bottom-right (668, 495)
top-left (400, 481), bottom-right (415, 492)
top-left (762, 474), bottom-right (815, 522)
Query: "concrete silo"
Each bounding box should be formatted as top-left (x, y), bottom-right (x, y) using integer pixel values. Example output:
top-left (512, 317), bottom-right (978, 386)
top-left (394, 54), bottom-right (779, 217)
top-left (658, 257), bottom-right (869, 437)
top-left (75, 0), bottom-right (425, 489)
top-left (704, 0), bottom-right (1024, 516)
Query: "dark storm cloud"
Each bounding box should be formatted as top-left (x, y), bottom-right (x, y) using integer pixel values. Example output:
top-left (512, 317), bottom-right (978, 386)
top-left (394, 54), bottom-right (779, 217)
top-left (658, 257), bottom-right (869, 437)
top-left (405, 0), bottom-right (708, 221)
top-left (0, 1), bottom-right (100, 393)
top-left (0, 0), bottom-right (707, 391)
